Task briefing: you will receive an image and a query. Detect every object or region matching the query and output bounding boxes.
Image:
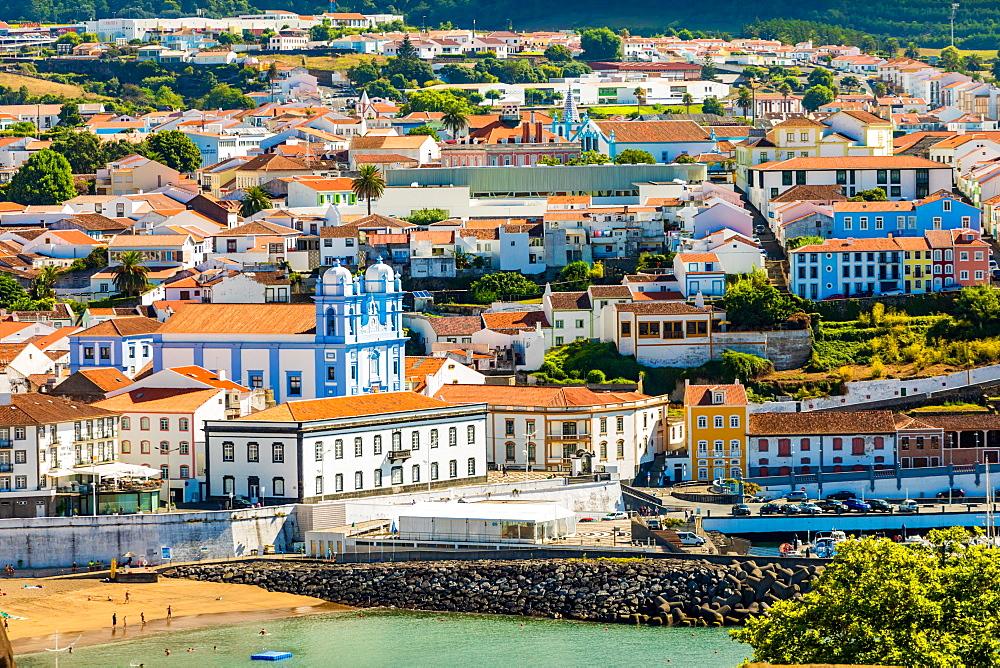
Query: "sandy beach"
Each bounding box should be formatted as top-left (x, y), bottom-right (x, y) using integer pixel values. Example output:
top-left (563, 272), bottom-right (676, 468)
top-left (2, 574), bottom-right (348, 654)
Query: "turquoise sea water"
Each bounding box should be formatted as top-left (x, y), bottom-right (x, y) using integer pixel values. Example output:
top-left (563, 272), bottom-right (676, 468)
top-left (18, 609), bottom-right (750, 668)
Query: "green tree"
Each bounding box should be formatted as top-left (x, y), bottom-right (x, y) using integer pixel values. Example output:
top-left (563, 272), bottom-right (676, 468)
top-left (199, 83), bottom-right (255, 110)
top-left (733, 529), bottom-right (1000, 667)
top-left (348, 60), bottom-right (381, 86)
top-left (681, 92), bottom-right (694, 114)
top-left (364, 79), bottom-right (403, 101)
top-left (469, 271), bottom-right (539, 303)
top-left (848, 187), bottom-right (888, 201)
top-left (569, 150), bottom-right (610, 165)
top-left (905, 41), bottom-right (920, 59)
top-left (352, 164), bottom-right (386, 216)
top-left (0, 274), bottom-right (30, 309)
top-left (403, 208), bottom-right (449, 225)
top-left (965, 54), bottom-right (984, 72)
top-left (441, 105), bottom-right (469, 137)
top-left (742, 66), bottom-right (767, 81)
top-left (239, 186), bottom-right (272, 218)
top-left (840, 75), bottom-right (860, 90)
top-left (954, 285), bottom-right (1000, 328)
top-left (580, 27), bottom-right (623, 61)
top-left (154, 85), bottom-right (184, 109)
top-left (700, 57), bottom-right (718, 82)
top-left (737, 88), bottom-right (753, 117)
top-left (58, 102), bottom-right (83, 127)
top-left (112, 250), bottom-right (150, 298)
top-left (674, 154), bottom-right (696, 163)
top-left (7, 149), bottom-right (75, 205)
top-left (50, 131), bottom-right (104, 174)
top-left (940, 45), bottom-right (963, 72)
top-left (406, 125), bottom-right (440, 140)
top-left (396, 34), bottom-right (418, 60)
top-left (873, 81), bottom-right (888, 97)
top-left (786, 236), bottom-right (826, 250)
top-left (558, 261), bottom-right (593, 290)
top-left (6, 121), bottom-right (36, 137)
top-left (143, 130), bottom-right (201, 173)
top-left (309, 18), bottom-right (333, 43)
top-left (724, 269), bottom-right (799, 329)
top-left (485, 89), bottom-right (502, 106)
top-left (807, 67), bottom-right (835, 89)
top-left (701, 97), bottom-right (725, 116)
top-left (544, 44), bottom-right (573, 62)
top-left (613, 148), bottom-right (655, 164)
top-left (802, 84), bottom-right (835, 112)
top-left (33, 266), bottom-right (61, 300)
top-left (886, 37), bottom-right (900, 58)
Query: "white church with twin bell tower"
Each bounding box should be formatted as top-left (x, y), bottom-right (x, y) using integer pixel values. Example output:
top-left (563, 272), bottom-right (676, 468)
top-left (152, 257), bottom-right (406, 403)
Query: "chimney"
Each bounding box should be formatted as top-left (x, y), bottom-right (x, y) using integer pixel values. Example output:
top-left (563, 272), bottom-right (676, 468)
top-left (530, 110), bottom-right (536, 124)
top-left (216, 368), bottom-right (227, 381)
top-left (535, 122), bottom-right (543, 143)
top-left (522, 122), bottom-right (530, 143)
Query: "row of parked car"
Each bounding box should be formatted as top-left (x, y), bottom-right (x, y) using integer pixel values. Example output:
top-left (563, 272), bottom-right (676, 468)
top-left (731, 489), bottom-right (924, 516)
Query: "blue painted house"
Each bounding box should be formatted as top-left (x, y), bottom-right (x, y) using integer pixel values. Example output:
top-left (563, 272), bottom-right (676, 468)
top-left (831, 191), bottom-right (980, 239)
top-left (68, 317), bottom-right (163, 378)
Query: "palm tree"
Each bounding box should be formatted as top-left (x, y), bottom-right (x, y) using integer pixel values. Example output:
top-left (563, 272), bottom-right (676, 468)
top-left (737, 87), bottom-right (753, 119)
top-left (113, 250), bottom-right (149, 298)
top-left (239, 186), bottom-right (272, 218)
top-left (352, 165), bottom-right (386, 216)
top-left (777, 81), bottom-right (792, 109)
top-left (33, 266), bottom-right (61, 300)
top-left (681, 92), bottom-right (694, 114)
top-left (633, 86), bottom-right (645, 116)
top-left (441, 105), bottom-right (468, 139)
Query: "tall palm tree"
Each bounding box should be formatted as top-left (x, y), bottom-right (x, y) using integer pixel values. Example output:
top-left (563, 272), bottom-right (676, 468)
top-left (441, 105), bottom-right (468, 139)
top-left (681, 92), bottom-right (694, 114)
top-left (633, 86), bottom-right (645, 117)
top-left (239, 186), bottom-right (272, 218)
top-left (352, 165), bottom-right (386, 215)
top-left (736, 87), bottom-right (753, 119)
top-left (33, 266), bottom-right (61, 300)
top-left (113, 250), bottom-right (150, 298)
top-left (777, 81), bottom-right (793, 110)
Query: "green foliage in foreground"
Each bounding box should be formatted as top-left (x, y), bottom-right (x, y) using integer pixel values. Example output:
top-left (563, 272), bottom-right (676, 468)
top-left (734, 527), bottom-right (1000, 667)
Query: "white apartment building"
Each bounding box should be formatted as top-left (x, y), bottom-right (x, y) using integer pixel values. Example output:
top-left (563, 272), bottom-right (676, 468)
top-left (203, 392), bottom-right (488, 504)
top-left (435, 385), bottom-right (670, 480)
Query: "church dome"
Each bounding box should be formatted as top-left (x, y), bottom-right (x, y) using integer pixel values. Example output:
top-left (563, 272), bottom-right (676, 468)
top-left (364, 257), bottom-right (395, 290)
top-left (322, 261), bottom-right (354, 286)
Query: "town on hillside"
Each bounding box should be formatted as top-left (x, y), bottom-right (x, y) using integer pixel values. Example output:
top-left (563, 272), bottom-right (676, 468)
top-left (0, 10), bottom-right (991, 555)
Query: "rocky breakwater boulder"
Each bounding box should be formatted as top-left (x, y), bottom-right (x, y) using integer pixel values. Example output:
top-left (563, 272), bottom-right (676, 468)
top-left (164, 558), bottom-right (821, 627)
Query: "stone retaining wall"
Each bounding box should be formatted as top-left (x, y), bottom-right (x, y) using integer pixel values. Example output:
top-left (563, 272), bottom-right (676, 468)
top-left (165, 557), bottom-right (822, 627)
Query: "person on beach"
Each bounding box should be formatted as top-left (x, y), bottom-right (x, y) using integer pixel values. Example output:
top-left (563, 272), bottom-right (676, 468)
top-left (112, 613), bottom-right (117, 628)
top-left (123, 616), bottom-right (127, 628)
top-left (141, 612), bottom-right (146, 625)
top-left (125, 591), bottom-right (131, 604)
top-left (164, 649), bottom-right (170, 656)
top-left (259, 629), bottom-right (269, 635)
top-left (167, 605), bottom-right (172, 619)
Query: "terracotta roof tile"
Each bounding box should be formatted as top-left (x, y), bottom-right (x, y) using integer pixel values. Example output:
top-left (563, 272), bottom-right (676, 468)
top-left (94, 387), bottom-right (222, 413)
top-left (683, 383), bottom-right (747, 407)
top-left (594, 120), bottom-right (710, 143)
top-left (159, 304), bottom-right (316, 335)
top-left (434, 384), bottom-right (651, 407)
top-left (76, 367), bottom-right (131, 391)
top-left (427, 316), bottom-right (483, 337)
top-left (0, 392), bottom-right (119, 426)
top-left (587, 285), bottom-right (633, 299)
top-left (615, 302), bottom-right (711, 315)
top-left (753, 156), bottom-right (948, 170)
top-left (71, 317), bottom-right (162, 338)
top-left (481, 311), bottom-right (549, 331)
top-left (749, 410), bottom-right (896, 435)
top-left (237, 391), bottom-right (455, 422)
top-left (548, 291), bottom-right (590, 310)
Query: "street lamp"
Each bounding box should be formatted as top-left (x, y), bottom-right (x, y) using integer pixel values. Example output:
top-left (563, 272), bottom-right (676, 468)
top-left (950, 3), bottom-right (960, 47)
top-left (523, 429), bottom-right (536, 486)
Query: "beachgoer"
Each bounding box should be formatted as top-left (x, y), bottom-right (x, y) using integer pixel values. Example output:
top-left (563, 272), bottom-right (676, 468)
top-left (259, 629), bottom-right (267, 635)
top-left (123, 616), bottom-right (126, 628)
top-left (141, 612), bottom-right (146, 625)
top-left (125, 591), bottom-right (130, 604)
top-left (166, 605), bottom-right (172, 619)
top-left (112, 613), bottom-right (117, 627)
top-left (71, 562), bottom-right (77, 573)
top-left (186, 648), bottom-right (195, 652)
top-left (164, 649), bottom-right (170, 656)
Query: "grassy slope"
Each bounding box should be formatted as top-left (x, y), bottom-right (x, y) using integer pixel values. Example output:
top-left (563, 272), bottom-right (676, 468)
top-left (0, 72), bottom-right (103, 99)
top-left (259, 53), bottom-right (387, 71)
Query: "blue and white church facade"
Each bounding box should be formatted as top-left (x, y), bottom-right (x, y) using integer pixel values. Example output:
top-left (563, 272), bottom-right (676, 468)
top-left (136, 258), bottom-right (407, 403)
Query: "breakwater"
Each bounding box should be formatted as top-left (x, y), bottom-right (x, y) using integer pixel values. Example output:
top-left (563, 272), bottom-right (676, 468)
top-left (165, 557), bottom-right (821, 627)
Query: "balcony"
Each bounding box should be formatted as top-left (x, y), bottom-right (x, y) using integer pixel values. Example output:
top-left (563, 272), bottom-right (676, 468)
top-left (547, 432), bottom-right (591, 441)
top-left (388, 449), bottom-right (412, 462)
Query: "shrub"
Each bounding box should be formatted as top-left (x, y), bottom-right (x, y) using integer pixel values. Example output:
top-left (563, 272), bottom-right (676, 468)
top-left (586, 369), bottom-right (607, 383)
top-left (869, 358), bottom-right (885, 379)
top-left (721, 350), bottom-right (774, 380)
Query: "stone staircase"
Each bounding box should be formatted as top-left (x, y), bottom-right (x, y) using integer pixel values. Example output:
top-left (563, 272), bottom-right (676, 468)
top-left (765, 259), bottom-right (790, 293)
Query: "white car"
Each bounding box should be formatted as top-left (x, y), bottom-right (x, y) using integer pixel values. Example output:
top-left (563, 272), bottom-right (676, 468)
top-left (604, 511), bottom-right (629, 520)
top-left (676, 531), bottom-right (707, 546)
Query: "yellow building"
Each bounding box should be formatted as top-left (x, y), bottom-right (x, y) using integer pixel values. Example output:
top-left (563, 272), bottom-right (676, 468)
top-left (683, 381), bottom-right (748, 481)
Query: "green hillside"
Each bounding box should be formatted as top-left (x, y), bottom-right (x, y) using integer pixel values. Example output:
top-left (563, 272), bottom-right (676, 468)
top-left (17, 0), bottom-right (1000, 50)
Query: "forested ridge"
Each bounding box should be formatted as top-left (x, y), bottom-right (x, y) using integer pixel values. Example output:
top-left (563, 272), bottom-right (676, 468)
top-left (15, 0), bottom-right (1000, 49)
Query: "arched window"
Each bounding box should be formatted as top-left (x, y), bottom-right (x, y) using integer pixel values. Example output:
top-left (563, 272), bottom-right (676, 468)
top-left (140, 417), bottom-right (150, 430)
top-left (121, 440), bottom-right (131, 454)
top-left (697, 416), bottom-right (707, 429)
top-left (179, 465), bottom-right (190, 478)
top-left (121, 417), bottom-right (130, 430)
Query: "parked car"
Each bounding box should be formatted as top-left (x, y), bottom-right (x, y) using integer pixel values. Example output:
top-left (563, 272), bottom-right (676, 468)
top-left (604, 511), bottom-right (629, 520)
top-left (780, 503), bottom-right (802, 515)
top-left (992, 268), bottom-right (1000, 280)
top-left (822, 294), bottom-right (845, 301)
top-left (842, 499), bottom-right (872, 512)
top-left (785, 490), bottom-right (810, 502)
top-left (897, 499), bottom-right (920, 513)
top-left (759, 502), bottom-right (785, 515)
top-left (867, 499), bottom-right (893, 513)
top-left (675, 531), bottom-right (706, 546)
top-left (936, 488), bottom-right (965, 500)
top-left (816, 499), bottom-right (846, 513)
top-left (755, 224), bottom-right (765, 234)
top-left (579, 517), bottom-right (597, 522)
top-left (645, 517), bottom-right (662, 530)
top-left (796, 502), bottom-right (822, 515)
top-left (826, 490), bottom-right (858, 501)
top-left (731, 504), bottom-right (752, 516)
